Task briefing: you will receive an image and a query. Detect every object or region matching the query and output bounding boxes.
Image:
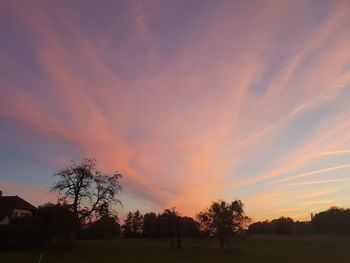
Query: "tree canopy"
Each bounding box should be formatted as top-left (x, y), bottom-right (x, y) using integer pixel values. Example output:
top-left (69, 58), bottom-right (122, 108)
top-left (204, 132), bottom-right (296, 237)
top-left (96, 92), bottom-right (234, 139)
top-left (122, 210), bottom-right (144, 238)
top-left (312, 207), bottom-right (350, 235)
top-left (51, 158), bottom-right (122, 236)
top-left (197, 200), bottom-right (250, 252)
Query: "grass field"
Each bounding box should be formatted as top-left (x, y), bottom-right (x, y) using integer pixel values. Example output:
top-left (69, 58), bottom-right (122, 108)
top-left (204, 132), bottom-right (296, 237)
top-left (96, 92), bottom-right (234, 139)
top-left (1, 235), bottom-right (349, 263)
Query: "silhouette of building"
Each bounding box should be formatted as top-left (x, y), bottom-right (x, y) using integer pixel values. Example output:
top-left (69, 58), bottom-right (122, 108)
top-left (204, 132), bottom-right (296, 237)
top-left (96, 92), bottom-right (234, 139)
top-left (0, 191), bottom-right (36, 225)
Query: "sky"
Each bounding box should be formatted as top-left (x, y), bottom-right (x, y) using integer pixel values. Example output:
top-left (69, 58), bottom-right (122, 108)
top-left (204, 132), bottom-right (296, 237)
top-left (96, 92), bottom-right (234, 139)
top-left (1, 0), bottom-right (350, 222)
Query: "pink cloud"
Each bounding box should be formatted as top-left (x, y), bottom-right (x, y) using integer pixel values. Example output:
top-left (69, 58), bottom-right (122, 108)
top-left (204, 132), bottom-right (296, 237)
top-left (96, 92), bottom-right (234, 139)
top-left (1, 0), bottom-right (350, 219)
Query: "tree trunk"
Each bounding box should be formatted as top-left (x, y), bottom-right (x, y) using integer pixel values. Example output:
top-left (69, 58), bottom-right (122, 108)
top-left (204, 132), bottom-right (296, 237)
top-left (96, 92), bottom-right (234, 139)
top-left (73, 199), bottom-right (80, 241)
top-left (73, 218), bottom-right (81, 240)
top-left (225, 236), bottom-right (232, 254)
top-left (176, 236), bottom-right (182, 249)
top-left (170, 237), bottom-right (174, 249)
top-left (218, 236), bottom-right (224, 249)
top-left (67, 231), bottom-right (75, 249)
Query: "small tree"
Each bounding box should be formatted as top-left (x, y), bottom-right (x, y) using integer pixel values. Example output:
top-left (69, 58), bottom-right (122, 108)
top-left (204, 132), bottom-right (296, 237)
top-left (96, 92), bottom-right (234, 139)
top-left (248, 220), bottom-right (274, 235)
top-left (83, 215), bottom-right (121, 239)
top-left (122, 210), bottom-right (143, 238)
top-left (8, 215), bottom-right (46, 249)
top-left (312, 207), bottom-right (350, 235)
top-left (181, 216), bottom-right (200, 238)
top-left (51, 158), bottom-right (122, 238)
top-left (36, 202), bottom-right (75, 242)
top-left (122, 212), bottom-right (134, 238)
top-left (143, 212), bottom-right (157, 238)
top-left (157, 208), bottom-right (182, 249)
top-left (197, 200), bottom-right (250, 253)
top-left (271, 217), bottom-right (294, 235)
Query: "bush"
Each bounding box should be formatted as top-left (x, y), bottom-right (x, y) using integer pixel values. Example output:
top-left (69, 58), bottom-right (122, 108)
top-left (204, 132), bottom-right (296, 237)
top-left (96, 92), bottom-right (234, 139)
top-left (36, 203), bottom-right (75, 241)
top-left (0, 225), bottom-right (10, 250)
top-left (83, 215), bottom-right (121, 239)
top-left (8, 215), bottom-right (46, 249)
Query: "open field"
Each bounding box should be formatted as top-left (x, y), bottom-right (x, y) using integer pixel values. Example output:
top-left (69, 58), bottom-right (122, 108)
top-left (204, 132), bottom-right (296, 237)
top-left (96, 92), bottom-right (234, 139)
top-left (1, 235), bottom-right (350, 263)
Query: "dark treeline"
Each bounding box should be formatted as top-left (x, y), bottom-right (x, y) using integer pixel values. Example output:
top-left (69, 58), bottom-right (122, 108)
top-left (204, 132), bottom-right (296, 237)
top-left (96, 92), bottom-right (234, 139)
top-left (1, 158), bottom-right (350, 252)
top-left (0, 201), bottom-right (243, 252)
top-left (312, 207), bottom-right (350, 235)
top-left (248, 217), bottom-right (310, 235)
top-left (248, 207), bottom-right (350, 236)
top-left (0, 159), bottom-right (248, 253)
top-left (122, 209), bottom-right (199, 249)
top-left (2, 204), bottom-right (350, 251)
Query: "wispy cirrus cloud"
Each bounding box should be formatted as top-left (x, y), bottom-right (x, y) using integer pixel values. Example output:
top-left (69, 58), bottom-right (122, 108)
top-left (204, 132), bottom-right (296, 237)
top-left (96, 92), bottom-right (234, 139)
top-left (318, 150), bottom-right (350, 156)
top-left (270, 164), bottom-right (350, 184)
top-left (1, 0), bottom-right (350, 219)
top-left (284, 178), bottom-right (350, 187)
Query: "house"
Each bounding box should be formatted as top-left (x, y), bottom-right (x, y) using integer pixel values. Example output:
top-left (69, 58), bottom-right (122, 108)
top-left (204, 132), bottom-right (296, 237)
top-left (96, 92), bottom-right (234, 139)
top-left (0, 191), bottom-right (36, 225)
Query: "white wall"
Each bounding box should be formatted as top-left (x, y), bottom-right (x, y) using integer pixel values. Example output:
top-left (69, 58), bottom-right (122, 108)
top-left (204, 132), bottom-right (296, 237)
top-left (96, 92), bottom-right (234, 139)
top-left (0, 209), bottom-right (33, 225)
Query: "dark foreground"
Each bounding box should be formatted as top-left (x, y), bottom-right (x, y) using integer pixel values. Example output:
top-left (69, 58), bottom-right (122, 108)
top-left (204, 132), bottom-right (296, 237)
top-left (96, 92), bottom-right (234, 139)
top-left (1, 235), bottom-right (349, 263)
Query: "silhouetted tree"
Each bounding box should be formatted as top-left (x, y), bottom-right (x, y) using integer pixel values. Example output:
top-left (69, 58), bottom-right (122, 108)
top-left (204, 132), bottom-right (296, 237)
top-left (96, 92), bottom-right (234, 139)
top-left (249, 218), bottom-right (311, 235)
top-left (0, 225), bottom-right (9, 250)
top-left (122, 212), bottom-right (134, 238)
top-left (51, 158), bottom-right (122, 238)
top-left (181, 216), bottom-right (200, 238)
top-left (312, 207), bottom-right (350, 235)
top-left (83, 215), bottom-right (121, 239)
top-left (8, 215), bottom-right (46, 249)
top-left (157, 208), bottom-right (182, 249)
top-left (271, 217), bottom-right (294, 235)
top-left (142, 212), bottom-right (199, 240)
top-left (248, 220), bottom-right (274, 235)
top-left (36, 202), bottom-right (75, 242)
top-left (197, 200), bottom-right (250, 253)
top-left (122, 210), bottom-right (143, 238)
top-left (143, 212), bottom-right (158, 238)
top-left (131, 210), bottom-right (143, 237)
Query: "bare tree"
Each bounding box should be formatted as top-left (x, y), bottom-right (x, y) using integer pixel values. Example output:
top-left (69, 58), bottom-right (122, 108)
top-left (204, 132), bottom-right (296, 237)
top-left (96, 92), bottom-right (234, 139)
top-left (51, 158), bottom-right (122, 237)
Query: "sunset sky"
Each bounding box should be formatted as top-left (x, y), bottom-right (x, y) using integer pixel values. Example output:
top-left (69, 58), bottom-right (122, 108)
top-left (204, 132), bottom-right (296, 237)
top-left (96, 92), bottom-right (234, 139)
top-left (1, 0), bottom-right (350, 221)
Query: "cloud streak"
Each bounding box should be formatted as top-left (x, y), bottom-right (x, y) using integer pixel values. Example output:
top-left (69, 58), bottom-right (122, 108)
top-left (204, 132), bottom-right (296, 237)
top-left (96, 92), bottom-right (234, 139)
top-left (1, 0), bottom-right (350, 219)
top-left (270, 164), bottom-right (350, 184)
top-left (284, 179), bottom-right (350, 187)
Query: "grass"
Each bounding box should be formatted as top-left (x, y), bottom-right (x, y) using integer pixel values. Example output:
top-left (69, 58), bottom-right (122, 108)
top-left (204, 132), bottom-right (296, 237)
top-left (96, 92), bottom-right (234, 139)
top-left (1, 235), bottom-right (350, 263)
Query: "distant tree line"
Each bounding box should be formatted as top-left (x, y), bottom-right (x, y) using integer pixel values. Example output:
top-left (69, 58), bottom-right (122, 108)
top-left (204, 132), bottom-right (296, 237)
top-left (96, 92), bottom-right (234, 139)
top-left (121, 208), bottom-right (200, 249)
top-left (248, 217), bottom-right (308, 235)
top-left (312, 207), bottom-right (350, 235)
top-left (0, 158), bottom-right (248, 253)
top-left (0, 201), bottom-right (247, 252)
top-left (248, 207), bottom-right (350, 236)
top-left (2, 158), bottom-right (350, 252)
top-left (3, 203), bottom-right (349, 251)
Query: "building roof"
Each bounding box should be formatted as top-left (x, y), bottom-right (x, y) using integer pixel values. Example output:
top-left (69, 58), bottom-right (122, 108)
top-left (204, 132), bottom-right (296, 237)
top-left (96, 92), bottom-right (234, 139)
top-left (0, 196), bottom-right (36, 222)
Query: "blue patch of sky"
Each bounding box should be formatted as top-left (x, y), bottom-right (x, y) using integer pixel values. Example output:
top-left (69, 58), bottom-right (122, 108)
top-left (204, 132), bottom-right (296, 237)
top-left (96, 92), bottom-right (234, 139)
top-left (250, 1), bottom-right (333, 95)
top-left (0, 11), bottom-right (44, 90)
top-left (277, 146), bottom-right (350, 184)
top-left (147, 0), bottom-right (223, 53)
top-left (231, 87), bottom-right (350, 183)
top-left (0, 117), bottom-right (81, 186)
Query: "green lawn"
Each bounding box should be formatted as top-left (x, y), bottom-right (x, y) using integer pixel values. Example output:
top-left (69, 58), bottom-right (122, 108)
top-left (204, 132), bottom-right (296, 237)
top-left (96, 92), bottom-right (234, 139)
top-left (1, 235), bottom-right (349, 263)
